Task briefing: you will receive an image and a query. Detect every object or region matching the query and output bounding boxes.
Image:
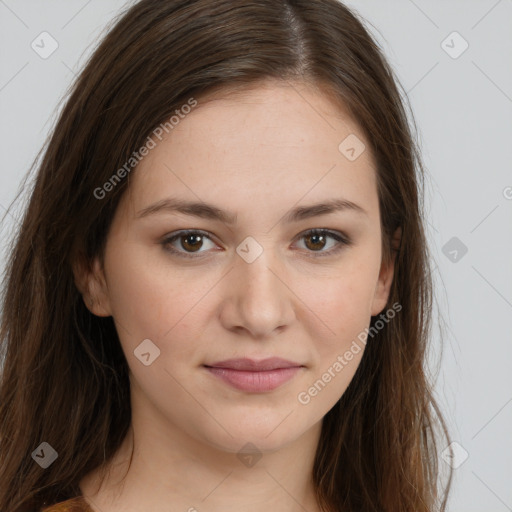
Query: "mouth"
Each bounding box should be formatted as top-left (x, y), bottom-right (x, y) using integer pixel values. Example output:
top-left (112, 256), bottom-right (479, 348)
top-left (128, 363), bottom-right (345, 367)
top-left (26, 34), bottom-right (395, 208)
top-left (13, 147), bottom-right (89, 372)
top-left (203, 357), bottom-right (305, 392)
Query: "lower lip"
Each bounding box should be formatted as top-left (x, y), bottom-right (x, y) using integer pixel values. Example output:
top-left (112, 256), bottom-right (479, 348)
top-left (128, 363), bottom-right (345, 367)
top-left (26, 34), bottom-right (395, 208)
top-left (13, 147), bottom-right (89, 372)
top-left (204, 366), bottom-right (302, 392)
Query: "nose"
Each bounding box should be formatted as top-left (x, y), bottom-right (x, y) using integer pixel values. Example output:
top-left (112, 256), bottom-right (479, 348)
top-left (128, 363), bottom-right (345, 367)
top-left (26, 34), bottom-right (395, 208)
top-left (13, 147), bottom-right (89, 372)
top-left (218, 244), bottom-right (296, 339)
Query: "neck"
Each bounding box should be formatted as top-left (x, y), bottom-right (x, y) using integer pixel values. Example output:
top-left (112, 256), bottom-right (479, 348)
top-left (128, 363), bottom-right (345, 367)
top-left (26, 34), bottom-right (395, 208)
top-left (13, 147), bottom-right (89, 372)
top-left (80, 393), bottom-right (324, 512)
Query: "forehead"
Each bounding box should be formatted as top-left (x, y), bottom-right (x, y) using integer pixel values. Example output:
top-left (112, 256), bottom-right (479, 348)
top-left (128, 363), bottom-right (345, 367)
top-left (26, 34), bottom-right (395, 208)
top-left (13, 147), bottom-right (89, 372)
top-left (124, 80), bottom-right (379, 221)
top-left (167, 79), bottom-right (369, 154)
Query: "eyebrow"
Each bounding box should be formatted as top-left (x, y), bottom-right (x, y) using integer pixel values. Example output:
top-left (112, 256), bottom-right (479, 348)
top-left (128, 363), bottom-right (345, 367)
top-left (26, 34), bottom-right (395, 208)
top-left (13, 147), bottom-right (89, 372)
top-left (136, 196), bottom-right (368, 223)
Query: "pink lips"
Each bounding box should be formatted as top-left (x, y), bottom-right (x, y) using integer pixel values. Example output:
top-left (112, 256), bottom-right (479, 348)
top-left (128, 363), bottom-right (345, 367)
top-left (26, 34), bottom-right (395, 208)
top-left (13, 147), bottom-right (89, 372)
top-left (204, 357), bottom-right (304, 392)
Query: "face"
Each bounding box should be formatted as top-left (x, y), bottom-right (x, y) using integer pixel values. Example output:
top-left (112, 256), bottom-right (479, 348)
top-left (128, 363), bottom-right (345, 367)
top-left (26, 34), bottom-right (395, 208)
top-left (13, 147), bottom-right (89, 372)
top-left (79, 80), bottom-right (396, 454)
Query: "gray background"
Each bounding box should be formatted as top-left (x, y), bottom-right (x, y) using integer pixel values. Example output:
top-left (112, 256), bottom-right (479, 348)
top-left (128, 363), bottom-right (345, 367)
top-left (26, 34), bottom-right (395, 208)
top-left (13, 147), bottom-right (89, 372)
top-left (1, 1), bottom-right (511, 510)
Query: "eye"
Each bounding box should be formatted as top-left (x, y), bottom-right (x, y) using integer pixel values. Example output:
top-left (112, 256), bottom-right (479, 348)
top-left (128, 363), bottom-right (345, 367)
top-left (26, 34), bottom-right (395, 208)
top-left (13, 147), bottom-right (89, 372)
top-left (161, 228), bottom-right (351, 259)
top-left (293, 229), bottom-right (351, 257)
top-left (161, 230), bottom-right (218, 258)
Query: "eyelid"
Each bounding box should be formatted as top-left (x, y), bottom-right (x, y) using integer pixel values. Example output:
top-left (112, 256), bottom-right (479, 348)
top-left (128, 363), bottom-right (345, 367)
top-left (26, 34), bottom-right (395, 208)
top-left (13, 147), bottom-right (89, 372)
top-left (161, 228), bottom-right (351, 259)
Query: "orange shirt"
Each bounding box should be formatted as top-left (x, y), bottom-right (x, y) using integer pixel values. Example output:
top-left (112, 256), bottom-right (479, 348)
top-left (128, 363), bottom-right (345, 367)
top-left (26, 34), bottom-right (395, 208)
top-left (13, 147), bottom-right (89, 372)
top-left (40, 496), bottom-right (94, 512)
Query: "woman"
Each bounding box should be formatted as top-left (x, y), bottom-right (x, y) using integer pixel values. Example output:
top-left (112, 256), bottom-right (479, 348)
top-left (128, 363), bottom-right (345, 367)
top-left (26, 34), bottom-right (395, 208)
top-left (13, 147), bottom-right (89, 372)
top-left (0, 0), bottom-right (452, 511)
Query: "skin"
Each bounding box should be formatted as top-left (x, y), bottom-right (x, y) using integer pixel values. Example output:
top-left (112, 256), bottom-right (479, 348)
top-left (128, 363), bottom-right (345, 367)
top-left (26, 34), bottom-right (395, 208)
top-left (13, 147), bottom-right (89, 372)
top-left (76, 79), bottom-right (399, 512)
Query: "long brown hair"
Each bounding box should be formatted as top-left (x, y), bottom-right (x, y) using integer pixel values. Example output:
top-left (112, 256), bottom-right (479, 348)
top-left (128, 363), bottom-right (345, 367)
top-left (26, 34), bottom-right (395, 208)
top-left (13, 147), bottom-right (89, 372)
top-left (0, 1), bottom-right (452, 510)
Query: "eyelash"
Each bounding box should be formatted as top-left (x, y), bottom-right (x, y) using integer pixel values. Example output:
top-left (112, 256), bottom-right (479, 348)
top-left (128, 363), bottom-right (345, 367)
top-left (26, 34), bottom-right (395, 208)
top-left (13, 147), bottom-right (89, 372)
top-left (160, 228), bottom-right (352, 259)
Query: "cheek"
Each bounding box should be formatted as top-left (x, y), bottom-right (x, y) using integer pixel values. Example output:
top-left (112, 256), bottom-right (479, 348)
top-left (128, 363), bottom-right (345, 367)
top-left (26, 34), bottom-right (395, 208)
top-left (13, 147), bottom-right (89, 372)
top-left (294, 277), bottom-right (374, 411)
top-left (103, 244), bottom-right (218, 352)
top-left (102, 250), bottom-right (209, 405)
top-left (293, 258), bottom-right (379, 406)
top-left (298, 263), bottom-right (378, 347)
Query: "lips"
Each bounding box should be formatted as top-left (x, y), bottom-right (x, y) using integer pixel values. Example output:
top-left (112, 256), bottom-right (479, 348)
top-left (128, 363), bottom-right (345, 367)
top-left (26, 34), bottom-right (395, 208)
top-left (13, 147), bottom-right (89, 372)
top-left (204, 357), bottom-right (303, 371)
top-left (203, 357), bottom-right (304, 392)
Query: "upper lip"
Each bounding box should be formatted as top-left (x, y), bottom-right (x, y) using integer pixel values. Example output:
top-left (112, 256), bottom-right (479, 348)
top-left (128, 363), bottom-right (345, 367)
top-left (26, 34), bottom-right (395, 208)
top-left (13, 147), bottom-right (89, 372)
top-left (204, 357), bottom-right (304, 371)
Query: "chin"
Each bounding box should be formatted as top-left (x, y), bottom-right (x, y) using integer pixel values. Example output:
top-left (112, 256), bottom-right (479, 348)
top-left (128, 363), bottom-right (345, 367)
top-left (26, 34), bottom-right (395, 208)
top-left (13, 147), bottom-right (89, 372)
top-left (199, 419), bottom-right (307, 456)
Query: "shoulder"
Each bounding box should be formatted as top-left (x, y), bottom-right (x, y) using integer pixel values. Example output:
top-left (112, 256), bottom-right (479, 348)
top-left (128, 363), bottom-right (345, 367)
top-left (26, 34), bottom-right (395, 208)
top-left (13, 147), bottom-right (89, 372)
top-left (40, 496), bottom-right (94, 512)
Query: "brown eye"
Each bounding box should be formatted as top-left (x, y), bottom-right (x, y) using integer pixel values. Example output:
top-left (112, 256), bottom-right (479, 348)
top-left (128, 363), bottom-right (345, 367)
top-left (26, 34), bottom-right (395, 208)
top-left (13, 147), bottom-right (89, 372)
top-left (162, 230), bottom-right (217, 258)
top-left (180, 233), bottom-right (204, 252)
top-left (295, 229), bottom-right (351, 257)
top-left (304, 232), bottom-right (328, 251)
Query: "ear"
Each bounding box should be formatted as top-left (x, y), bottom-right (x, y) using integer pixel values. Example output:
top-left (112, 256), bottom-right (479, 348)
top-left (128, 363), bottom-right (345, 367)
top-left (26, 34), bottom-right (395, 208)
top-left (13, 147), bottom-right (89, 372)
top-left (72, 254), bottom-right (112, 317)
top-left (370, 227), bottom-right (401, 316)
